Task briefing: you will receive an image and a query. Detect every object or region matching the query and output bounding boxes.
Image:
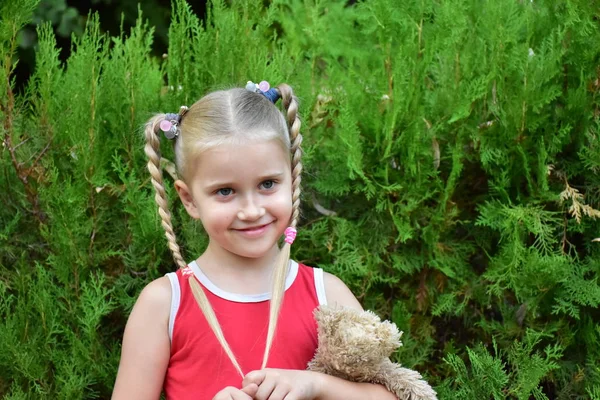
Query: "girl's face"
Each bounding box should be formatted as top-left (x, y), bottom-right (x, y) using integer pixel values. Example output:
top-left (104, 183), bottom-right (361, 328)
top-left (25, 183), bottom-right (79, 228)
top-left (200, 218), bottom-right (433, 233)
top-left (176, 138), bottom-right (293, 260)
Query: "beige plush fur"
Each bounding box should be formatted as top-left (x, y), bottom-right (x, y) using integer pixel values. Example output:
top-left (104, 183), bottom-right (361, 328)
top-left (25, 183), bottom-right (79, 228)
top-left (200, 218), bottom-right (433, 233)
top-left (308, 306), bottom-right (438, 400)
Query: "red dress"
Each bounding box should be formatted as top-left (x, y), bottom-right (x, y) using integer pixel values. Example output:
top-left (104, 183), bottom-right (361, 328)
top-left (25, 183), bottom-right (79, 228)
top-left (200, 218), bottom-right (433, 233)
top-left (163, 261), bottom-right (327, 400)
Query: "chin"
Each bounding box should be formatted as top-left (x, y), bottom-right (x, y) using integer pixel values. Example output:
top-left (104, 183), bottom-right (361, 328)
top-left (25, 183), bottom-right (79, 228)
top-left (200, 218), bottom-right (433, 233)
top-left (229, 243), bottom-right (279, 260)
top-left (239, 248), bottom-right (275, 259)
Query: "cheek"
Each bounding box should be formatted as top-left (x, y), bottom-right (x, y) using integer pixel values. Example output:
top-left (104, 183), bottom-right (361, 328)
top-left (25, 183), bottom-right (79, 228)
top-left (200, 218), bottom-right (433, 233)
top-left (201, 202), bottom-right (235, 226)
top-left (273, 191), bottom-right (293, 216)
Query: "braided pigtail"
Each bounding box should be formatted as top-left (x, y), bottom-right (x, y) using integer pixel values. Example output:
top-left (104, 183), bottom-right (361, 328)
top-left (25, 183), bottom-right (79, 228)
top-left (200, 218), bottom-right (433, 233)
top-left (261, 84), bottom-right (303, 368)
top-left (144, 114), bottom-right (244, 377)
top-left (144, 115), bottom-right (188, 270)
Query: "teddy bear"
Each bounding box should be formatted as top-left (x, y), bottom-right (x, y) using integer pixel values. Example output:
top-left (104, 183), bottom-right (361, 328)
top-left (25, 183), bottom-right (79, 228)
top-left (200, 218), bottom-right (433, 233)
top-left (307, 305), bottom-right (438, 400)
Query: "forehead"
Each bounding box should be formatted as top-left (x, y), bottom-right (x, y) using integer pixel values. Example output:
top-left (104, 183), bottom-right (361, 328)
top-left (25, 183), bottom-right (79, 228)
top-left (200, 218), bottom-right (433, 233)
top-left (189, 140), bottom-right (291, 184)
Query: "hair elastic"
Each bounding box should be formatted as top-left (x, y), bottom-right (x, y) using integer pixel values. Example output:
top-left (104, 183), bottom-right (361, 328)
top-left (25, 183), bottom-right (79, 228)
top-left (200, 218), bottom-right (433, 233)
top-left (246, 80), bottom-right (281, 103)
top-left (284, 227), bottom-right (297, 245)
top-left (159, 106), bottom-right (189, 140)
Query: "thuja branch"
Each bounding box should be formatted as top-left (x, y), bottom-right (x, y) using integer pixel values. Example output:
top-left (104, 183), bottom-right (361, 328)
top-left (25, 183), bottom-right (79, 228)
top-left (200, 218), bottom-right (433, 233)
top-left (1, 23), bottom-right (46, 224)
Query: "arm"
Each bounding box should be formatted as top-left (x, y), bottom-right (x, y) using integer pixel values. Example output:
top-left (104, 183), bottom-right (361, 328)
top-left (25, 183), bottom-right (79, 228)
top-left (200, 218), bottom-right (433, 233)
top-left (112, 277), bottom-right (172, 400)
top-left (311, 272), bottom-right (397, 400)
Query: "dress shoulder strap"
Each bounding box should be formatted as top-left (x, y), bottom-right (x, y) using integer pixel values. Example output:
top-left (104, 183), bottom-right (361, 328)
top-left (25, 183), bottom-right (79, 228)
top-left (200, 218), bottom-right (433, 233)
top-left (312, 267), bottom-right (328, 306)
top-left (165, 271), bottom-right (181, 342)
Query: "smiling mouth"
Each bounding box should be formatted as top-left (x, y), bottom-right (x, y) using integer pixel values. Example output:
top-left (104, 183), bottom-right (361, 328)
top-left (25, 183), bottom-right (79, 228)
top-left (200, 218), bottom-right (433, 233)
top-left (235, 222), bottom-right (272, 232)
top-left (232, 222), bottom-right (275, 238)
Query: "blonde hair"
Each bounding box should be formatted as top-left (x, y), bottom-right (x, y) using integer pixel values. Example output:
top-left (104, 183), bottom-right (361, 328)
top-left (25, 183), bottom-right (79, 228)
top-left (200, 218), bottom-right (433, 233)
top-left (143, 84), bottom-right (302, 376)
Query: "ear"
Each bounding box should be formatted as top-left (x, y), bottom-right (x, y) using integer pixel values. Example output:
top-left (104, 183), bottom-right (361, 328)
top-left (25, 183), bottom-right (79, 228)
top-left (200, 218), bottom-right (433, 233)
top-left (174, 179), bottom-right (201, 219)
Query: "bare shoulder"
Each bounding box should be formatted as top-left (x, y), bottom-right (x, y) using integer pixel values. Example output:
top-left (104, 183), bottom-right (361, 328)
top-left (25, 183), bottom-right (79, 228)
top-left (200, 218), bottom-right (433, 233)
top-left (323, 271), bottom-right (363, 310)
top-left (136, 275), bottom-right (172, 311)
top-left (112, 276), bottom-right (173, 399)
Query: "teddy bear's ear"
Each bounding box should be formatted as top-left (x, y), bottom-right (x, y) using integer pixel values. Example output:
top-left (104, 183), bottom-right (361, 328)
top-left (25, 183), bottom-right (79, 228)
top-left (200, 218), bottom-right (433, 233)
top-left (313, 305), bottom-right (333, 323)
top-left (313, 305), bottom-right (346, 338)
top-left (375, 320), bottom-right (403, 354)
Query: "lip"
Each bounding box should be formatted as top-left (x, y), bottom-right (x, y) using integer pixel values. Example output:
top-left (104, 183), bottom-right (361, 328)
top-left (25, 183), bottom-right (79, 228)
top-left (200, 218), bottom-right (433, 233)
top-left (233, 222), bottom-right (273, 238)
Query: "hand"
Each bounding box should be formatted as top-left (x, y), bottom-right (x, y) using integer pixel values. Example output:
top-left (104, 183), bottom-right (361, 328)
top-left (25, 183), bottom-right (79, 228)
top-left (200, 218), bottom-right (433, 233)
top-left (242, 369), bottom-right (319, 400)
top-left (212, 383), bottom-right (259, 400)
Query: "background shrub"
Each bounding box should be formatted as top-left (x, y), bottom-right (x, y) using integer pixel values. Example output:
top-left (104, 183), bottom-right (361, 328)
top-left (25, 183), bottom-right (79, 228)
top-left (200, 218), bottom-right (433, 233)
top-left (1, 0), bottom-right (599, 398)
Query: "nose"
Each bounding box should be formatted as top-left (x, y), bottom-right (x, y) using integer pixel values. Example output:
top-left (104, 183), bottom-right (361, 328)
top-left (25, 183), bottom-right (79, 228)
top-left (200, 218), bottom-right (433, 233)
top-left (237, 195), bottom-right (265, 221)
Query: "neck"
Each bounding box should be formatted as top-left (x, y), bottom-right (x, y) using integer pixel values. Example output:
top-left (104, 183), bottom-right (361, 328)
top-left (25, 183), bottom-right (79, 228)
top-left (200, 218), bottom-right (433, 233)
top-left (195, 242), bottom-right (281, 294)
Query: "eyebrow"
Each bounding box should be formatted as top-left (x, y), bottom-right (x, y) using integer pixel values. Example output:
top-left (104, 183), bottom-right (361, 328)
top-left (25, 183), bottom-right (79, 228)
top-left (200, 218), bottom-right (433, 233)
top-left (204, 172), bottom-right (285, 190)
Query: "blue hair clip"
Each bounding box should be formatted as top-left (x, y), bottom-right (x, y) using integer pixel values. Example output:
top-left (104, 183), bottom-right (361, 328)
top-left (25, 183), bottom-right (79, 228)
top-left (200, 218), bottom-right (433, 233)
top-left (246, 80), bottom-right (281, 103)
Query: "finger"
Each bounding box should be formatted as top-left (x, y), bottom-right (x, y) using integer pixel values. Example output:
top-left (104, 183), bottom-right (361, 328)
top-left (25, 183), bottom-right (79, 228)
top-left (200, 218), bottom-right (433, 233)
top-left (253, 378), bottom-right (276, 400)
top-left (231, 390), bottom-right (253, 400)
top-left (243, 369), bottom-right (267, 387)
top-left (212, 386), bottom-right (238, 400)
top-left (268, 384), bottom-right (292, 400)
top-left (241, 383), bottom-right (259, 397)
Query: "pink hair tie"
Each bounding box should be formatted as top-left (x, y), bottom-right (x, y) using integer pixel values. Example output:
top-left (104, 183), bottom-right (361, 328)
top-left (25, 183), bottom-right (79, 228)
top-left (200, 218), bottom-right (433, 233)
top-left (284, 227), bottom-right (297, 245)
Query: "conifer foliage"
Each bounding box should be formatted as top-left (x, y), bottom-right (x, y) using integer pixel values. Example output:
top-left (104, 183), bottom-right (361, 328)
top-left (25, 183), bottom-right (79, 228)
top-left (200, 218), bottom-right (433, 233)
top-left (1, 0), bottom-right (599, 398)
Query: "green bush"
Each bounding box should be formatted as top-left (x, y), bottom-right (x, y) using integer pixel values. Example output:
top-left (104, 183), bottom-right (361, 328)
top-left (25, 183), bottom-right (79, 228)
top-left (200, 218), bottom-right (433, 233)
top-left (1, 0), bottom-right (599, 398)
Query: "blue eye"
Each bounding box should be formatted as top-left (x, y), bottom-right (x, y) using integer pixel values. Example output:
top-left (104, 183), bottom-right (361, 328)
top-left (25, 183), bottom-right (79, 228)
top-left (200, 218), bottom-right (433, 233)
top-left (217, 188), bottom-right (233, 196)
top-left (261, 180), bottom-right (276, 190)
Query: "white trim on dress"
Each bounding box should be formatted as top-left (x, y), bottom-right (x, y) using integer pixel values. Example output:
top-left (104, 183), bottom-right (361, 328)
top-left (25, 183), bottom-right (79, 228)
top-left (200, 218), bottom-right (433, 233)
top-left (166, 272), bottom-right (180, 342)
top-left (187, 260), bottom-right (299, 303)
top-left (313, 268), bottom-right (328, 305)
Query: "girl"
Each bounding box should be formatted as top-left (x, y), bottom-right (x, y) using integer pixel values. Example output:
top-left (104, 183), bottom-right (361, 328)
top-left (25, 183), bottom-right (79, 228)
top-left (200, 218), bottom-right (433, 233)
top-left (112, 82), bottom-right (396, 400)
